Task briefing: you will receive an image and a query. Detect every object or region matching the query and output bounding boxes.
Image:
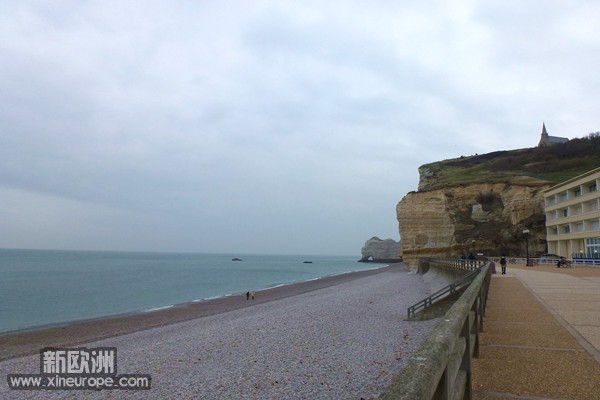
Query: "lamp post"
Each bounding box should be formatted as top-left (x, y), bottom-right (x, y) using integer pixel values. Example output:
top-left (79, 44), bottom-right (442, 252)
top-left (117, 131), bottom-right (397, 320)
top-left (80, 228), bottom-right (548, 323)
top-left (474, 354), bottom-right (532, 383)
top-left (523, 229), bottom-right (530, 266)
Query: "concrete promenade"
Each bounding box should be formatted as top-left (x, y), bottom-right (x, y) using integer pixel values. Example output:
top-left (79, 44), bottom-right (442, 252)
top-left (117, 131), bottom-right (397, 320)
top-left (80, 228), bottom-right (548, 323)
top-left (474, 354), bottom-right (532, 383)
top-left (472, 263), bottom-right (600, 399)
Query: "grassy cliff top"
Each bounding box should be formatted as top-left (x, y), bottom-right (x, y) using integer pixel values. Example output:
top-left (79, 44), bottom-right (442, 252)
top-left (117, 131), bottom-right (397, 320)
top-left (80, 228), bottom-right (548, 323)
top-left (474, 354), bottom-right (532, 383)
top-left (419, 133), bottom-right (600, 191)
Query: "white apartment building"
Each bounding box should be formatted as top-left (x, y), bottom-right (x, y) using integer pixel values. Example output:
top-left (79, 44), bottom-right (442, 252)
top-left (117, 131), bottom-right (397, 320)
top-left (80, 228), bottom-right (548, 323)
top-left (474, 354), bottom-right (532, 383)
top-left (543, 167), bottom-right (600, 261)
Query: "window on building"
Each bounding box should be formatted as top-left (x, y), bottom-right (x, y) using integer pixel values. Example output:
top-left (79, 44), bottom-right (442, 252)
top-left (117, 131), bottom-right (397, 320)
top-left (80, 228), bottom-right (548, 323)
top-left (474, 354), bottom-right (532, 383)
top-left (563, 225), bottom-right (570, 234)
top-left (574, 187), bottom-right (582, 197)
top-left (585, 237), bottom-right (600, 258)
top-left (563, 209), bottom-right (569, 217)
top-left (590, 183), bottom-right (598, 193)
top-left (560, 192), bottom-right (568, 202)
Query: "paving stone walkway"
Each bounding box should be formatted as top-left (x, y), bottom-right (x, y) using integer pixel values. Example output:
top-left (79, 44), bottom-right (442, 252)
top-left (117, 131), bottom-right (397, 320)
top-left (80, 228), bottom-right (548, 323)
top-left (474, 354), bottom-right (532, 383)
top-left (472, 264), bottom-right (600, 400)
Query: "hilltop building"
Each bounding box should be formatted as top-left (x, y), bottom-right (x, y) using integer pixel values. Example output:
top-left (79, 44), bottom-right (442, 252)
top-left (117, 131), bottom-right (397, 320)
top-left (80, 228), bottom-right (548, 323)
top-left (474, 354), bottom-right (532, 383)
top-left (543, 167), bottom-right (600, 261)
top-left (538, 123), bottom-right (569, 147)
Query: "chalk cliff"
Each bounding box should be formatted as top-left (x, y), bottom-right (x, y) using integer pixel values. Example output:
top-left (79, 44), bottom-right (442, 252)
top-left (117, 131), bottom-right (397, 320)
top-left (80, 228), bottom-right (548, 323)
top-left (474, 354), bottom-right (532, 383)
top-left (397, 182), bottom-right (549, 268)
top-left (396, 135), bottom-right (600, 269)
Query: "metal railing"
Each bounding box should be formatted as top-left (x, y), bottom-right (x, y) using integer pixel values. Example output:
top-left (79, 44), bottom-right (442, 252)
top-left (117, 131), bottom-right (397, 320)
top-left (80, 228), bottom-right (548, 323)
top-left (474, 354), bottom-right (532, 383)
top-left (572, 258), bottom-right (600, 266)
top-left (380, 263), bottom-right (492, 400)
top-left (407, 267), bottom-right (481, 319)
top-left (487, 256), bottom-right (600, 267)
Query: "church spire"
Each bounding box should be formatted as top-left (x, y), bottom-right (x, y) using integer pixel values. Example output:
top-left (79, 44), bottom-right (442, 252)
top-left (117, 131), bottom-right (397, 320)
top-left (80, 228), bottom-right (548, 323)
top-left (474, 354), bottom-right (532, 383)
top-left (538, 122), bottom-right (568, 147)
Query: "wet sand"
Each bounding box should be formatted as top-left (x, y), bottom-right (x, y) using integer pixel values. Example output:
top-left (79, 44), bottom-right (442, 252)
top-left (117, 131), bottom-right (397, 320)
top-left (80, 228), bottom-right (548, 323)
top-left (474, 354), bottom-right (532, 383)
top-left (0, 263), bottom-right (402, 361)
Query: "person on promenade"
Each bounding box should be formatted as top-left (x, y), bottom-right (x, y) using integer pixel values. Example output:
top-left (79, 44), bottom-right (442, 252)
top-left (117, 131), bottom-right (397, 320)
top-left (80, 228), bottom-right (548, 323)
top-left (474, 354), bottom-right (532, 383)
top-left (500, 256), bottom-right (507, 275)
top-left (467, 252), bottom-right (476, 267)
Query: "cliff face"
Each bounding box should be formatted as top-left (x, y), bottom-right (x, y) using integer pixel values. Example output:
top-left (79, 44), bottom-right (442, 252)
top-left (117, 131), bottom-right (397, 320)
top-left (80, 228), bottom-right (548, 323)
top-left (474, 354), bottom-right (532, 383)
top-left (395, 136), bottom-right (600, 269)
top-left (397, 182), bottom-right (550, 268)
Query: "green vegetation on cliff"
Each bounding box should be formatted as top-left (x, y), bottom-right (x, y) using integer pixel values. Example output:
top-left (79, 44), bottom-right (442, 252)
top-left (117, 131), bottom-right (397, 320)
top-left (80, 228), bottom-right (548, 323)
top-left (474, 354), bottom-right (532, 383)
top-left (420, 133), bottom-right (600, 191)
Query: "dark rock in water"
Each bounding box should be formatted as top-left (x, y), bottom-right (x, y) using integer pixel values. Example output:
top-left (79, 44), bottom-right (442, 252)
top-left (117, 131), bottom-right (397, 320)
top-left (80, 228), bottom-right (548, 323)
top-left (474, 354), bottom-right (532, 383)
top-left (232, 258), bottom-right (243, 261)
top-left (303, 261), bottom-right (313, 264)
top-left (359, 258), bottom-right (404, 263)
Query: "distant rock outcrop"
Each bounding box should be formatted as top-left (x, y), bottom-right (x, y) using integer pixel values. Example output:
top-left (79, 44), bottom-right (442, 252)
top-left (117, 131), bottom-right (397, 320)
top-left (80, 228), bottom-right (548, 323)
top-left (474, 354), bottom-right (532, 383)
top-left (359, 237), bottom-right (402, 262)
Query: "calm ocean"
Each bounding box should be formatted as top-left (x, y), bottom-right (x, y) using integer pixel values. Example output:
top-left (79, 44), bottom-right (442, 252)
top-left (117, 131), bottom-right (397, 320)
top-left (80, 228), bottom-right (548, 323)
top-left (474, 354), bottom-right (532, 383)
top-left (0, 249), bottom-right (379, 333)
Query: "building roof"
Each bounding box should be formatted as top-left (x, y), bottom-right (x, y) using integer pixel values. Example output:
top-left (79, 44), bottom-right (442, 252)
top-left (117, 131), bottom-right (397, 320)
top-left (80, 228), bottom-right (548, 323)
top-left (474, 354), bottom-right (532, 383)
top-left (542, 166), bottom-right (600, 194)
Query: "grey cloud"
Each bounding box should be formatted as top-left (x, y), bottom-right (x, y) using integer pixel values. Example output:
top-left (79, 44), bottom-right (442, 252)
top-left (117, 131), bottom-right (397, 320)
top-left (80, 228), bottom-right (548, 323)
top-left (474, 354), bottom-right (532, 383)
top-left (0, 1), bottom-right (598, 255)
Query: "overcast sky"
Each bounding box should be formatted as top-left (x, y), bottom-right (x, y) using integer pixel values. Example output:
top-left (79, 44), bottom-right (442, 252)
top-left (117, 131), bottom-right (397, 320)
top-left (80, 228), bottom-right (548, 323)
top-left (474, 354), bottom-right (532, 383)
top-left (1, 1), bottom-right (599, 256)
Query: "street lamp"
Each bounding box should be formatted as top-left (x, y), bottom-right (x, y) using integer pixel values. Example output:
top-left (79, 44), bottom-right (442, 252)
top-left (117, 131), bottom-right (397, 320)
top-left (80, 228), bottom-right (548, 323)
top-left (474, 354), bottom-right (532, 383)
top-left (523, 229), bottom-right (530, 266)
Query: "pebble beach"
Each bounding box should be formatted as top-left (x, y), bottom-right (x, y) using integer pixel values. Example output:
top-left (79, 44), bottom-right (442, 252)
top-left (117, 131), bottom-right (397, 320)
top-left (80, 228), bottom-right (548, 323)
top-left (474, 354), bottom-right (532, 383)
top-left (1, 264), bottom-right (440, 399)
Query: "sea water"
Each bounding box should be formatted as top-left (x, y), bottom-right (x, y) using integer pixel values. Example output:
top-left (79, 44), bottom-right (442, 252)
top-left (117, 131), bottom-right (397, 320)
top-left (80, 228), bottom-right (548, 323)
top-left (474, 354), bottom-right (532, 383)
top-left (0, 249), bottom-right (380, 333)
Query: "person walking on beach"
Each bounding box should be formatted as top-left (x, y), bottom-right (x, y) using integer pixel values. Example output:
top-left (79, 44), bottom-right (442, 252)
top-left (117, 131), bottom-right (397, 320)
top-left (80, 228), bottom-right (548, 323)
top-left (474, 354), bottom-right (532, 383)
top-left (500, 255), bottom-right (507, 275)
top-left (251, 291), bottom-right (255, 300)
top-left (246, 291), bottom-right (250, 300)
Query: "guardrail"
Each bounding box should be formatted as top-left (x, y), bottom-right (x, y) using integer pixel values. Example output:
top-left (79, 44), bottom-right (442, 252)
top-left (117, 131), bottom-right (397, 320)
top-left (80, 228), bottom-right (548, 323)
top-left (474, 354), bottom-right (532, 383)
top-left (380, 263), bottom-right (492, 400)
top-left (424, 258), bottom-right (486, 271)
top-left (487, 256), bottom-right (600, 267)
top-left (407, 267), bottom-right (480, 319)
top-left (572, 259), bottom-right (600, 266)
